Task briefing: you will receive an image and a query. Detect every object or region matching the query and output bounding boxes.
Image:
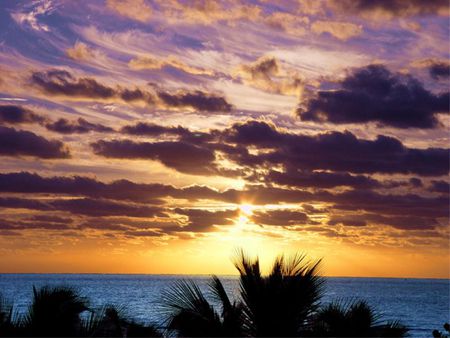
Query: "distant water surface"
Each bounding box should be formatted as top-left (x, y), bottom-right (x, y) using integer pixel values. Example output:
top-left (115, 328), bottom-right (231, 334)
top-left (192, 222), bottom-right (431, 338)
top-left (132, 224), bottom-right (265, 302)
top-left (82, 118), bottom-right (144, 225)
top-left (0, 274), bottom-right (448, 337)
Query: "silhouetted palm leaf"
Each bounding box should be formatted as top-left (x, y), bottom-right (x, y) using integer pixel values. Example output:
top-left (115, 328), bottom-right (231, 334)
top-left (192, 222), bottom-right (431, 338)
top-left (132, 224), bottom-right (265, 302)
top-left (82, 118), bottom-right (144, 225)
top-left (161, 279), bottom-right (223, 336)
top-left (161, 278), bottom-right (243, 337)
top-left (234, 250), bottom-right (324, 337)
top-left (0, 293), bottom-right (17, 336)
top-left (82, 304), bottom-right (162, 337)
top-left (310, 300), bottom-right (407, 337)
top-left (22, 285), bottom-right (88, 337)
top-left (209, 275), bottom-right (244, 336)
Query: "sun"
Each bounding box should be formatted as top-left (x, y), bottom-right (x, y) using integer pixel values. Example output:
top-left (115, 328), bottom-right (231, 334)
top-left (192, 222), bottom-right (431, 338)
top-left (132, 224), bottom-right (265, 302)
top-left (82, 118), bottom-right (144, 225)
top-left (239, 204), bottom-right (254, 216)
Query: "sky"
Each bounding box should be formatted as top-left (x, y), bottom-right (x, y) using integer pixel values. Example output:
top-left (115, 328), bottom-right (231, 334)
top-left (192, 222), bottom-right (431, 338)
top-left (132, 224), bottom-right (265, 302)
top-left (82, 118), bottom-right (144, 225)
top-left (0, 0), bottom-right (449, 278)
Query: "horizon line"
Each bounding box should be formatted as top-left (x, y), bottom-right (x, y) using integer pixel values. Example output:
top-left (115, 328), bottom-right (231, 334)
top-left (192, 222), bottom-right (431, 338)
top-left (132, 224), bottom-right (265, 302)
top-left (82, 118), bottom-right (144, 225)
top-left (0, 272), bottom-right (448, 280)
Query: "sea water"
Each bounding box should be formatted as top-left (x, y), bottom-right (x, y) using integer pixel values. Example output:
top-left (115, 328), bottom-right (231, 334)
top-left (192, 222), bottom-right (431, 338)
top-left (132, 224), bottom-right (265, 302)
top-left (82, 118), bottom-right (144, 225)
top-left (0, 274), bottom-right (448, 337)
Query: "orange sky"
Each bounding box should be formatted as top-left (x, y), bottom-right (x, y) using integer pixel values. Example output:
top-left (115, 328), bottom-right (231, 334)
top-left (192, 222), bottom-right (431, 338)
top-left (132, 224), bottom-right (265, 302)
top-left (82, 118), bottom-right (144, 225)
top-left (0, 0), bottom-right (449, 278)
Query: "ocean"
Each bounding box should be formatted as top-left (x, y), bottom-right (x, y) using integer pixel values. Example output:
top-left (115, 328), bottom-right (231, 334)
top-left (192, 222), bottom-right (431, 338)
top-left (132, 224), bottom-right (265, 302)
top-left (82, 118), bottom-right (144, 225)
top-left (0, 274), bottom-right (448, 337)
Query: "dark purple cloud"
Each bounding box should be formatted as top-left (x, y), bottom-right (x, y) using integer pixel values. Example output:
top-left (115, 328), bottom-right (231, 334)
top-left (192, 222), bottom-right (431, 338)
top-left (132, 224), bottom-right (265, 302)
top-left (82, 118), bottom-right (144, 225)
top-left (0, 197), bottom-right (53, 211)
top-left (429, 180), bottom-right (449, 193)
top-left (51, 198), bottom-right (165, 217)
top-left (0, 172), bottom-right (447, 231)
top-left (46, 117), bottom-right (114, 134)
top-left (31, 70), bottom-right (117, 99)
top-left (429, 62), bottom-right (450, 80)
top-left (252, 209), bottom-right (309, 226)
top-left (0, 105), bottom-right (45, 124)
top-left (0, 172), bottom-right (175, 202)
top-left (31, 70), bottom-right (232, 112)
top-left (91, 139), bottom-right (217, 175)
top-left (0, 126), bottom-right (70, 158)
top-left (171, 208), bottom-right (239, 232)
top-left (0, 219), bottom-right (72, 230)
top-left (298, 65), bottom-right (449, 128)
top-left (222, 121), bottom-right (449, 176)
top-left (331, 0), bottom-right (448, 17)
top-left (121, 122), bottom-right (189, 137)
top-left (103, 120), bottom-right (449, 177)
top-left (157, 90), bottom-right (232, 112)
top-left (265, 168), bottom-right (382, 189)
top-left (328, 213), bottom-right (439, 230)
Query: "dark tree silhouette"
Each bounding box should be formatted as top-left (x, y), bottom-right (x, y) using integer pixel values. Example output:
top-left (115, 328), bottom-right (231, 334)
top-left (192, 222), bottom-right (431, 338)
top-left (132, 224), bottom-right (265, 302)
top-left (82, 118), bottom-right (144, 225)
top-left (235, 251), bottom-right (323, 337)
top-left (307, 300), bottom-right (407, 337)
top-left (161, 277), bottom-right (244, 337)
top-left (162, 251), bottom-right (407, 337)
top-left (21, 286), bottom-right (88, 337)
top-left (0, 293), bottom-right (15, 336)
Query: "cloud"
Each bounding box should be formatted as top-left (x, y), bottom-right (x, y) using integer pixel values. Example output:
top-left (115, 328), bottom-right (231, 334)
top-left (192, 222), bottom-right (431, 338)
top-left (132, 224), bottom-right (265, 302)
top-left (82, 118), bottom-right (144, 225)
top-left (0, 126), bottom-right (70, 159)
top-left (0, 171), bottom-right (186, 202)
top-left (10, 0), bottom-right (55, 32)
top-left (0, 172), bottom-right (447, 231)
top-left (51, 198), bottom-right (164, 217)
top-left (31, 70), bottom-right (118, 99)
top-left (252, 209), bottom-right (309, 227)
top-left (157, 90), bottom-right (233, 112)
top-left (328, 213), bottom-right (439, 230)
top-left (234, 56), bottom-right (304, 96)
top-left (45, 118), bottom-right (114, 134)
top-left (31, 69), bottom-right (232, 112)
top-left (157, 0), bottom-right (261, 25)
top-left (91, 139), bottom-right (217, 175)
top-left (298, 64), bottom-right (449, 128)
top-left (93, 119), bottom-right (450, 177)
top-left (329, 0), bottom-right (449, 19)
top-left (411, 58), bottom-right (450, 80)
top-left (0, 197), bottom-right (53, 211)
top-left (222, 120), bottom-right (449, 176)
top-left (27, 215), bottom-right (73, 224)
top-left (429, 180), bottom-right (449, 194)
top-left (311, 21), bottom-right (363, 40)
top-left (66, 42), bottom-right (97, 61)
top-left (265, 169), bottom-right (382, 189)
top-left (429, 63), bottom-right (450, 80)
top-left (171, 208), bottom-right (239, 232)
top-left (129, 55), bottom-right (214, 76)
top-left (121, 122), bottom-right (189, 137)
top-left (263, 12), bottom-right (308, 36)
top-left (0, 219), bottom-right (73, 231)
top-left (106, 0), bottom-right (152, 22)
top-left (0, 105), bottom-right (45, 125)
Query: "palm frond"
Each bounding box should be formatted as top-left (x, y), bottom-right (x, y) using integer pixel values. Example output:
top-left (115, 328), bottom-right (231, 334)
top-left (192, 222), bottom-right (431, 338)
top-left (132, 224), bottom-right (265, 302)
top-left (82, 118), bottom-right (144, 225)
top-left (161, 279), bottom-right (222, 336)
top-left (22, 285), bottom-right (88, 337)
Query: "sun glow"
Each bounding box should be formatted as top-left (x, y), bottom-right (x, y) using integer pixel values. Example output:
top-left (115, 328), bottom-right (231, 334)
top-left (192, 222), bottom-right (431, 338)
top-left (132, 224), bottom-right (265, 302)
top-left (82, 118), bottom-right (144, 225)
top-left (239, 204), bottom-right (254, 216)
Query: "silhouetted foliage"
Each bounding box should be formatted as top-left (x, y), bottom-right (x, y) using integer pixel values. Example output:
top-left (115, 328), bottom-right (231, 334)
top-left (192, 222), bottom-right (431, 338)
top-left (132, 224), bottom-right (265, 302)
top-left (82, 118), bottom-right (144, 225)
top-left (433, 322), bottom-right (450, 338)
top-left (161, 278), bottom-right (244, 337)
top-left (0, 293), bottom-right (16, 336)
top-left (306, 300), bottom-right (407, 337)
top-left (21, 286), bottom-right (88, 337)
top-left (162, 251), bottom-right (407, 337)
top-left (234, 251), bottom-right (323, 336)
top-left (83, 305), bottom-right (162, 337)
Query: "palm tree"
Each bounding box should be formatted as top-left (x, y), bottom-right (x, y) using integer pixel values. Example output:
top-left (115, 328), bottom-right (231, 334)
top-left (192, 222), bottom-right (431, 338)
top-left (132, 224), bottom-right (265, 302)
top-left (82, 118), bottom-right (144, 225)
top-left (21, 286), bottom-right (88, 337)
top-left (161, 251), bottom-right (323, 337)
top-left (161, 276), bottom-right (244, 337)
top-left (234, 251), bottom-right (323, 337)
top-left (307, 300), bottom-right (408, 337)
top-left (0, 293), bottom-right (16, 336)
top-left (83, 305), bottom-right (162, 337)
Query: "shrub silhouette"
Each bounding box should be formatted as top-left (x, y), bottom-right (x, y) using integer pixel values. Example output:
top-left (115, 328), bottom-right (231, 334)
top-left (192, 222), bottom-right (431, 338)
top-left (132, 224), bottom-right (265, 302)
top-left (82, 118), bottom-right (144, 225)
top-left (307, 300), bottom-right (407, 337)
top-left (22, 286), bottom-right (88, 337)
